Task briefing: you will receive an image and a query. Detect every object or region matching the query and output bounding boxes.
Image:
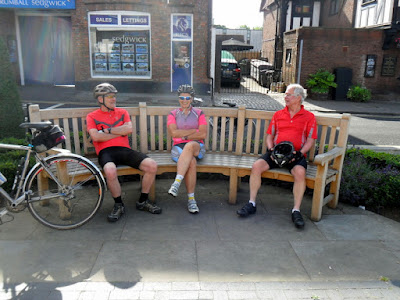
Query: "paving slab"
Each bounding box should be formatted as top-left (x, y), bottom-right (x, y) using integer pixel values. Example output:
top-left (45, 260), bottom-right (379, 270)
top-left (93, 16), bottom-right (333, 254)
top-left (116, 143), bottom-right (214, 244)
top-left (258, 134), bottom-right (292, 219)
top-left (0, 240), bottom-right (102, 283)
top-left (314, 214), bottom-right (400, 241)
top-left (291, 240), bottom-right (400, 281)
top-left (196, 241), bottom-right (309, 282)
top-left (89, 240), bottom-right (199, 282)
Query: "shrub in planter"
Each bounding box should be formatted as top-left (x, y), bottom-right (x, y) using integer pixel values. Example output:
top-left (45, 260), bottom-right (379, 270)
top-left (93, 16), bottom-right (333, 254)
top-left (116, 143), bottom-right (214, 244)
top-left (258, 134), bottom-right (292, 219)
top-left (339, 148), bottom-right (400, 211)
top-left (346, 85), bottom-right (371, 102)
top-left (306, 68), bottom-right (337, 99)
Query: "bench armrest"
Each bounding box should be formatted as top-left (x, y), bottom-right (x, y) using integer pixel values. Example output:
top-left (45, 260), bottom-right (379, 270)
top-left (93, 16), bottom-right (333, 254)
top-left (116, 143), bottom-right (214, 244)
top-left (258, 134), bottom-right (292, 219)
top-left (313, 147), bottom-right (345, 166)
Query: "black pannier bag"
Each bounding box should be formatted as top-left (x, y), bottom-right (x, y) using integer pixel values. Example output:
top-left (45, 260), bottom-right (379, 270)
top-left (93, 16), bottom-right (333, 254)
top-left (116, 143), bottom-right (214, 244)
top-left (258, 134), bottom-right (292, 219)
top-left (32, 125), bottom-right (66, 153)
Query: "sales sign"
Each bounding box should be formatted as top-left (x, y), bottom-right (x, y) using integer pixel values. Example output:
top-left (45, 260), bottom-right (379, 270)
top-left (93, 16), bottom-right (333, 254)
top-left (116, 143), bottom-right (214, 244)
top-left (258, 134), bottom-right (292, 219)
top-left (90, 15), bottom-right (118, 25)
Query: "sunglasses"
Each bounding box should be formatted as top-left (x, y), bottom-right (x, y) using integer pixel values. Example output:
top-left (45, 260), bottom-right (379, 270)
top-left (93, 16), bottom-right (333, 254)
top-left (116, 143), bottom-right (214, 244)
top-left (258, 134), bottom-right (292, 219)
top-left (105, 94), bottom-right (116, 99)
top-left (179, 96), bottom-right (191, 100)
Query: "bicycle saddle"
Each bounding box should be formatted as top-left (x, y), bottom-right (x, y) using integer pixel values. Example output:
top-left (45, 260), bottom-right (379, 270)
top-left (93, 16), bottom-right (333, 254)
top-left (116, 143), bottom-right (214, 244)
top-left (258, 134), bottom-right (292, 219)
top-left (19, 121), bottom-right (52, 130)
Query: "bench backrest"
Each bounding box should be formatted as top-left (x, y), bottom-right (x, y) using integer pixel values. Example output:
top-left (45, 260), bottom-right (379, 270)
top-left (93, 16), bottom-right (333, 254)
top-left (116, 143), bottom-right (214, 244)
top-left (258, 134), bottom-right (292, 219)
top-left (28, 103), bottom-right (350, 162)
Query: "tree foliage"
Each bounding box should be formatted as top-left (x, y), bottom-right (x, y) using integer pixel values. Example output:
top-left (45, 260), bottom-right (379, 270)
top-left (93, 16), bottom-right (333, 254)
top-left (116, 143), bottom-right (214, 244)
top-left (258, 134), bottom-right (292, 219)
top-left (0, 37), bottom-right (24, 139)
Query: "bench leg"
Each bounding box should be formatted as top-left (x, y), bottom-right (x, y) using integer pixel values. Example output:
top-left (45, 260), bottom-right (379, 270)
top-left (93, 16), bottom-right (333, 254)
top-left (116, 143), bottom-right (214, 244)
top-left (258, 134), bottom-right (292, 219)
top-left (55, 161), bottom-right (72, 220)
top-left (229, 169), bottom-right (238, 204)
top-left (327, 174), bottom-right (340, 209)
top-left (311, 164), bottom-right (328, 222)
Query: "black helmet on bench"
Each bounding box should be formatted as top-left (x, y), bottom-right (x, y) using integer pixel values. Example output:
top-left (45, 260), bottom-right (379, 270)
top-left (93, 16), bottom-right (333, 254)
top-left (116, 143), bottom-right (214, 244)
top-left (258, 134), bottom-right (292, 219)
top-left (272, 141), bottom-right (295, 167)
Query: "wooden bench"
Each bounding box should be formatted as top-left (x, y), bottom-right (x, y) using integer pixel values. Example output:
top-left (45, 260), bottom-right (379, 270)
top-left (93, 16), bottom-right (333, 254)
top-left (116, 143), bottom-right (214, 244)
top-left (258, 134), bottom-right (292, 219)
top-left (28, 103), bottom-right (351, 221)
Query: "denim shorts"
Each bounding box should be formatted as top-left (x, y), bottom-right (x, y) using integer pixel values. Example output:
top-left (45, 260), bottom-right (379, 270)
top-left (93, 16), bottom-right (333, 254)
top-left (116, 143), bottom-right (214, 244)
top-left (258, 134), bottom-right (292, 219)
top-left (171, 142), bottom-right (206, 163)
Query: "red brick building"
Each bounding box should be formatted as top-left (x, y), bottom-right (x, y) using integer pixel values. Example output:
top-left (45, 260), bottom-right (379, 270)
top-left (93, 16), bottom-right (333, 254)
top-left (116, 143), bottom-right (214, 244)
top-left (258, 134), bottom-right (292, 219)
top-left (0, 0), bottom-right (212, 94)
top-left (261, 0), bottom-right (400, 95)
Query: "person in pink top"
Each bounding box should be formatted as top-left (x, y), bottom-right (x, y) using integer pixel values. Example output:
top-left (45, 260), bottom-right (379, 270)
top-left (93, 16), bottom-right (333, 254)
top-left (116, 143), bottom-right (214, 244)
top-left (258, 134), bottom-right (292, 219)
top-left (87, 83), bottom-right (162, 222)
top-left (167, 85), bottom-right (207, 213)
top-left (237, 84), bottom-right (317, 229)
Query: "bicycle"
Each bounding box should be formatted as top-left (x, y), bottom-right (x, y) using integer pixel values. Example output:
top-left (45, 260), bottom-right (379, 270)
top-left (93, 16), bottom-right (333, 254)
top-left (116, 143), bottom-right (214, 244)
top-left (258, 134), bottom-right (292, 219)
top-left (0, 121), bottom-right (106, 230)
top-left (192, 99), bottom-right (257, 140)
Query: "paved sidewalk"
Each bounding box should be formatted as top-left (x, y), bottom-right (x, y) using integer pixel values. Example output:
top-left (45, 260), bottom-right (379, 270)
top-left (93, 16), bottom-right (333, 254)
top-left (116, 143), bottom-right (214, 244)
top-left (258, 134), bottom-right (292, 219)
top-left (1, 178), bottom-right (400, 299)
top-left (18, 85), bottom-right (400, 116)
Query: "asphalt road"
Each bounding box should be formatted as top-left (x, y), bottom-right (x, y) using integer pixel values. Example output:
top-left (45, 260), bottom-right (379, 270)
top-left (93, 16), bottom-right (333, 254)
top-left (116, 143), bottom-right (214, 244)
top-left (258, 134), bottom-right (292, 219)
top-left (347, 114), bottom-right (400, 146)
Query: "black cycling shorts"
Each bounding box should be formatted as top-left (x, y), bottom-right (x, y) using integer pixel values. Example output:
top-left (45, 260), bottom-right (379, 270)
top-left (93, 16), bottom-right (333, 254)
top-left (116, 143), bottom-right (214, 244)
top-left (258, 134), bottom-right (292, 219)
top-left (98, 146), bottom-right (148, 170)
top-left (259, 152), bottom-right (307, 172)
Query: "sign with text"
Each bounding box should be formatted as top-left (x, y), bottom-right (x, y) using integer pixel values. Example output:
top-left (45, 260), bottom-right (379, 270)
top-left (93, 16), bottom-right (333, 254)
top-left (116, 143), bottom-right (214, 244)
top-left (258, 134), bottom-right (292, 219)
top-left (381, 55), bottom-right (397, 76)
top-left (0, 0), bottom-right (75, 9)
top-left (90, 15), bottom-right (118, 25)
top-left (121, 15), bottom-right (149, 26)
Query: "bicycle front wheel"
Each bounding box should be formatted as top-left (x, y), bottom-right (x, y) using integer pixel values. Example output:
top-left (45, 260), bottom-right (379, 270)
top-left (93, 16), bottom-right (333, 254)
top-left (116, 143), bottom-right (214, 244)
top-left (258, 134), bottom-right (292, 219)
top-left (25, 155), bottom-right (105, 230)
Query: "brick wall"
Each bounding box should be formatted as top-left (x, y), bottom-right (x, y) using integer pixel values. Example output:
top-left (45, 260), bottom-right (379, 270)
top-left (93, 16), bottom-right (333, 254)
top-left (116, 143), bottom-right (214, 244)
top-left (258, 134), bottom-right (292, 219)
top-left (320, 0), bottom-right (356, 28)
top-left (283, 27), bottom-right (400, 94)
top-left (261, 7), bottom-right (278, 62)
top-left (73, 0), bottom-right (210, 93)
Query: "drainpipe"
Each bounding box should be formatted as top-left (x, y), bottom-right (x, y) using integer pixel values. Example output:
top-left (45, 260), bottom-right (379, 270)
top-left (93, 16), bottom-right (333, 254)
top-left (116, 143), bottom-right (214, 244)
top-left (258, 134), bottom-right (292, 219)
top-left (297, 39), bottom-right (303, 84)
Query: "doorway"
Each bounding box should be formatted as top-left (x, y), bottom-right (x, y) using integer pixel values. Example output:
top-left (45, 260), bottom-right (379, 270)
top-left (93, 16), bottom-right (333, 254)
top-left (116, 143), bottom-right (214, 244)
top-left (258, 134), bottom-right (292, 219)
top-left (19, 15), bottom-right (74, 85)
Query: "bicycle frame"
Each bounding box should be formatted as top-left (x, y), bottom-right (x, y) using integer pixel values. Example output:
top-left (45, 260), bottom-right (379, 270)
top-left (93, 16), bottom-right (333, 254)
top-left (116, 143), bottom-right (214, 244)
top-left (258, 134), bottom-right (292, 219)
top-left (0, 143), bottom-right (104, 212)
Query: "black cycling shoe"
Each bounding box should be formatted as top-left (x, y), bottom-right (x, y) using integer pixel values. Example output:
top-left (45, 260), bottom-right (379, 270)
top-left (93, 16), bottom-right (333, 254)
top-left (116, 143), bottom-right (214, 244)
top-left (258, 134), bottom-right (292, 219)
top-left (107, 203), bottom-right (125, 222)
top-left (237, 202), bottom-right (256, 217)
top-left (291, 211), bottom-right (305, 229)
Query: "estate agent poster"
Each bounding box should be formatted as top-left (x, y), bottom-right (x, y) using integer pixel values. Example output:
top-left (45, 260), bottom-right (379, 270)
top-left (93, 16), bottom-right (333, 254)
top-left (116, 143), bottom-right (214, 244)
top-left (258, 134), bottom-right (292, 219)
top-left (171, 14), bottom-right (193, 91)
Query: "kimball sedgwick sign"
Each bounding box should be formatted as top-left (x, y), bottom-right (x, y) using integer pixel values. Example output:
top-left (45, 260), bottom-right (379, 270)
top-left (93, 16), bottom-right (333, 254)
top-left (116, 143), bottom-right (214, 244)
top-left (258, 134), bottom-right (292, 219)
top-left (0, 0), bottom-right (75, 9)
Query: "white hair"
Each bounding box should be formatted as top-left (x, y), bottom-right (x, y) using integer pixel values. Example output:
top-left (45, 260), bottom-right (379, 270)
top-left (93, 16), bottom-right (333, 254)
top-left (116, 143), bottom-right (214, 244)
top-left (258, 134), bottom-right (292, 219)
top-left (286, 83), bottom-right (307, 103)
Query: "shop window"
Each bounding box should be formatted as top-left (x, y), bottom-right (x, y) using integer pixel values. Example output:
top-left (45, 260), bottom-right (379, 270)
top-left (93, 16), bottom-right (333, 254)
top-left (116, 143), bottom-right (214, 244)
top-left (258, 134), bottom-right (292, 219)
top-left (329, 0), bottom-right (340, 15)
top-left (88, 11), bottom-right (151, 79)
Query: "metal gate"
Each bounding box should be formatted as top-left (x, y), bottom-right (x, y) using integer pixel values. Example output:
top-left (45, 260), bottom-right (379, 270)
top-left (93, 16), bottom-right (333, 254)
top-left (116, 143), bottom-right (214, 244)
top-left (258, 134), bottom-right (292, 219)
top-left (217, 50), bottom-right (277, 94)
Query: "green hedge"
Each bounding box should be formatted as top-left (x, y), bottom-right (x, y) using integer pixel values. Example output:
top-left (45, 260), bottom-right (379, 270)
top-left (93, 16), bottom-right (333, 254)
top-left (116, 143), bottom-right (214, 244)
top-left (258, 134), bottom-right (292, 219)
top-left (0, 138), bottom-right (35, 193)
top-left (0, 37), bottom-right (25, 139)
top-left (340, 148), bottom-right (400, 210)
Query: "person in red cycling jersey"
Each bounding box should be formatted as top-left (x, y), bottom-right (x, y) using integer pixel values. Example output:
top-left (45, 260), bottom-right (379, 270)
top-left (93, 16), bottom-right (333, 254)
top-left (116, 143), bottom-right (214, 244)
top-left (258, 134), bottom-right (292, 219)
top-left (237, 83), bottom-right (317, 229)
top-left (87, 83), bottom-right (162, 222)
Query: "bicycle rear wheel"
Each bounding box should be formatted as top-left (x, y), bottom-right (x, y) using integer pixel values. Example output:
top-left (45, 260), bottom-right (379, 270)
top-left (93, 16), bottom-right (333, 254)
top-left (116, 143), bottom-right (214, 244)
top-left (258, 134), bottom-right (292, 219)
top-left (25, 155), bottom-right (105, 230)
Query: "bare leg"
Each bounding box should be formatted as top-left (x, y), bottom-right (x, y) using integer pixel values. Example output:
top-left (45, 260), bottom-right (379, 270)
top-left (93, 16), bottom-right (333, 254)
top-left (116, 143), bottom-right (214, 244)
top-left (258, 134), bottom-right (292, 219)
top-left (138, 158), bottom-right (158, 194)
top-left (184, 157), bottom-right (197, 194)
top-left (249, 159), bottom-right (270, 202)
top-left (291, 165), bottom-right (306, 210)
top-left (103, 162), bottom-right (121, 198)
top-left (177, 142), bottom-right (200, 176)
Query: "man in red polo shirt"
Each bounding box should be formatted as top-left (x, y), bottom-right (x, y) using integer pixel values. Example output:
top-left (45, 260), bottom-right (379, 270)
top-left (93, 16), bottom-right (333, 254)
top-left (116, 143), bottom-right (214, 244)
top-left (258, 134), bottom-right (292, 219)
top-left (87, 83), bottom-right (162, 222)
top-left (237, 83), bottom-right (317, 229)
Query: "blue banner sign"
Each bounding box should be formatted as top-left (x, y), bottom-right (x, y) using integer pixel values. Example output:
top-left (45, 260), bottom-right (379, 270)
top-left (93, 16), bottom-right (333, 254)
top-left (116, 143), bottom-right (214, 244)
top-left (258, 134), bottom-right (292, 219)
top-left (121, 15), bottom-right (149, 26)
top-left (172, 15), bottom-right (192, 40)
top-left (90, 15), bottom-right (118, 25)
top-left (0, 0), bottom-right (75, 9)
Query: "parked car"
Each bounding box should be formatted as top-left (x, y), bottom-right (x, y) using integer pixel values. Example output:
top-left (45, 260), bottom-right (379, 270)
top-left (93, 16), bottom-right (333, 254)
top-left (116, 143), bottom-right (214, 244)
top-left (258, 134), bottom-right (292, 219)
top-left (221, 50), bottom-right (241, 88)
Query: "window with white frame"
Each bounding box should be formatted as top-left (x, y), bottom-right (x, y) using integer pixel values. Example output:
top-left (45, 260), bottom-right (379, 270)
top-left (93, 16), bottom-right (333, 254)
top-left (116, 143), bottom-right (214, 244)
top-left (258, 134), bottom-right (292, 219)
top-left (88, 11), bottom-right (151, 79)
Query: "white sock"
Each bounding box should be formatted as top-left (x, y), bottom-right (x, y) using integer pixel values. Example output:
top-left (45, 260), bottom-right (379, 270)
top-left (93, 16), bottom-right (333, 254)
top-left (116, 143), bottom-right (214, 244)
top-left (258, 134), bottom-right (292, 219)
top-left (173, 174), bottom-right (184, 186)
top-left (292, 208), bottom-right (300, 213)
top-left (249, 200), bottom-right (256, 207)
top-left (188, 193), bottom-right (195, 201)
